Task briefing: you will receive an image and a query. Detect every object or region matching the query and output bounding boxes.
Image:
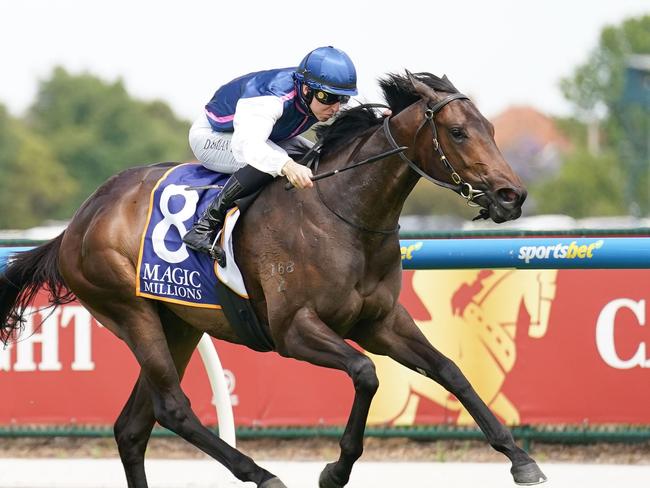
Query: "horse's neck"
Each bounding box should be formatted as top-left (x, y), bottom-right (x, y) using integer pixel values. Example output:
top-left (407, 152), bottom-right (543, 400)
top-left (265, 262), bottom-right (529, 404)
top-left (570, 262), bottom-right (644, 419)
top-left (317, 107), bottom-right (421, 235)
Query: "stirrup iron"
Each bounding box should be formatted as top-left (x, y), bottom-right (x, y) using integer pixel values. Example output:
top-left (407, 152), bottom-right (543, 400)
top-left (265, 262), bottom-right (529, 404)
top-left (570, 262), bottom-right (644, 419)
top-left (208, 232), bottom-right (227, 267)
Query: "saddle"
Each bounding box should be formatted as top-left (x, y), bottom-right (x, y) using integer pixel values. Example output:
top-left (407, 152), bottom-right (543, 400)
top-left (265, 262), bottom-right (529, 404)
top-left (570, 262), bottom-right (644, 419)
top-left (134, 163), bottom-right (275, 350)
top-left (137, 147), bottom-right (321, 353)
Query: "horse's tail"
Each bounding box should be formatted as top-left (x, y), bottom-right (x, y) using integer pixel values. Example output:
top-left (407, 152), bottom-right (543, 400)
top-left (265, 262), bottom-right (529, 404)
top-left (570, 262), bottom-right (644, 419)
top-left (0, 233), bottom-right (74, 345)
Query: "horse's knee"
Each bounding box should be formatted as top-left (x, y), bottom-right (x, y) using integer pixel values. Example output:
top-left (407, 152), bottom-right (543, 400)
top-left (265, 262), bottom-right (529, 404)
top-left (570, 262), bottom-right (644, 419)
top-left (157, 404), bottom-right (189, 427)
top-left (350, 356), bottom-right (379, 394)
top-left (153, 393), bottom-right (192, 430)
top-left (114, 427), bottom-right (145, 452)
top-left (114, 421), bottom-right (148, 462)
top-left (114, 413), bottom-right (137, 446)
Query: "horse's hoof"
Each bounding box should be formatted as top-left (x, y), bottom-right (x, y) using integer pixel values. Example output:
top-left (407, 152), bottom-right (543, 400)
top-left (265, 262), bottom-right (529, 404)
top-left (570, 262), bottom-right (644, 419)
top-left (511, 462), bottom-right (547, 485)
top-left (259, 477), bottom-right (288, 488)
top-left (319, 462), bottom-right (345, 488)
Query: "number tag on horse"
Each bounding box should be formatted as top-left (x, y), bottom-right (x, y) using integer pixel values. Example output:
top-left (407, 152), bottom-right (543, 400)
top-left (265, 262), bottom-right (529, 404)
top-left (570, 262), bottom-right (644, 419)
top-left (136, 163), bottom-right (230, 308)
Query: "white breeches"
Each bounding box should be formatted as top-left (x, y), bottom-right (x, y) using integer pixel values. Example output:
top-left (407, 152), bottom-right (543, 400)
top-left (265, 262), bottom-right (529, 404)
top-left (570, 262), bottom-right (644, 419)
top-left (188, 115), bottom-right (313, 175)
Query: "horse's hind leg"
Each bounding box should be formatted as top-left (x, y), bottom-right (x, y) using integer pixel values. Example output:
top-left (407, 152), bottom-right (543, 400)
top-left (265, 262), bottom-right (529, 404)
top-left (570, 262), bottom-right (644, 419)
top-left (92, 298), bottom-right (283, 488)
top-left (276, 308), bottom-right (379, 488)
top-left (114, 309), bottom-right (202, 488)
top-left (351, 304), bottom-right (547, 486)
top-left (114, 376), bottom-right (156, 488)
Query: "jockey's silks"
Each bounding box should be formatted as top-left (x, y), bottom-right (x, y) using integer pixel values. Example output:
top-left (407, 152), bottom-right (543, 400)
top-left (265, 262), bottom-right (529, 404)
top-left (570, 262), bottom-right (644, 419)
top-left (205, 68), bottom-right (318, 142)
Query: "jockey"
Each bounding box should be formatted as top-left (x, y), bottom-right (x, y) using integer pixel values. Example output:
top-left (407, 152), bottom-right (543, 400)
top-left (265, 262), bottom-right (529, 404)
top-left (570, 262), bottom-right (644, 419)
top-left (183, 46), bottom-right (358, 264)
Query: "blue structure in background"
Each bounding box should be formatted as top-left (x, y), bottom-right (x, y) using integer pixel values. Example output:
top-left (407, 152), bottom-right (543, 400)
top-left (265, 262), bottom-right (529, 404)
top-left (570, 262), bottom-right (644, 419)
top-left (0, 247), bottom-right (31, 272)
top-left (3, 238), bottom-right (650, 272)
top-left (399, 237), bottom-right (650, 269)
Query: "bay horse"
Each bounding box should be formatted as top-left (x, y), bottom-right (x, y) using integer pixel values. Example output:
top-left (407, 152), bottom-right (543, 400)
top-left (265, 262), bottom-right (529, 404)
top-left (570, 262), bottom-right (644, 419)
top-left (0, 72), bottom-right (546, 487)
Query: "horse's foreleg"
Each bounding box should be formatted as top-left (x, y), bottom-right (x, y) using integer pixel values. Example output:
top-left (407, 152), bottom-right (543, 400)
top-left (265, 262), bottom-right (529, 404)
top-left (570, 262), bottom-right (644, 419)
top-left (351, 305), bottom-right (547, 485)
top-left (114, 313), bottom-right (202, 488)
top-left (276, 307), bottom-right (379, 488)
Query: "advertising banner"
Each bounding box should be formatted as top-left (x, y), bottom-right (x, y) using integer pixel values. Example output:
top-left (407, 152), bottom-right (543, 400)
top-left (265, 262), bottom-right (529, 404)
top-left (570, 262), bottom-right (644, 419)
top-left (1, 268), bottom-right (649, 427)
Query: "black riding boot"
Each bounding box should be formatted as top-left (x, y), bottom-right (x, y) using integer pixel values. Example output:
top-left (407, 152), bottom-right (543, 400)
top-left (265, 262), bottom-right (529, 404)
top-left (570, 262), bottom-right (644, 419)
top-left (182, 165), bottom-right (273, 265)
top-left (182, 176), bottom-right (243, 264)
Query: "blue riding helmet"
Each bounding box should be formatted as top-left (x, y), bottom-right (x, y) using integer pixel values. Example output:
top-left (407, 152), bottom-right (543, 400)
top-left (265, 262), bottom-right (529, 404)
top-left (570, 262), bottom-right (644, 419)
top-left (295, 46), bottom-right (358, 97)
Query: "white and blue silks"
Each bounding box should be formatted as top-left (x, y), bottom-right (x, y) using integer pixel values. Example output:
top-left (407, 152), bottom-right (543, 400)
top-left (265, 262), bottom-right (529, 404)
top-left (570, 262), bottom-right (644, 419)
top-left (189, 68), bottom-right (317, 176)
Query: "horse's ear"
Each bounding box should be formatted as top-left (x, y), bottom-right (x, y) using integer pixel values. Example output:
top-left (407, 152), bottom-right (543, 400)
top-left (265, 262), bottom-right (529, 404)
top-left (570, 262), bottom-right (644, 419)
top-left (406, 70), bottom-right (438, 101)
top-left (441, 74), bottom-right (459, 93)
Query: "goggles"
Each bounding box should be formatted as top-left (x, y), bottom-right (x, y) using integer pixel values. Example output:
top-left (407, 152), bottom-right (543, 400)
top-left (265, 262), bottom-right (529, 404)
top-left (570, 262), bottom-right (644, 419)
top-left (313, 90), bottom-right (350, 106)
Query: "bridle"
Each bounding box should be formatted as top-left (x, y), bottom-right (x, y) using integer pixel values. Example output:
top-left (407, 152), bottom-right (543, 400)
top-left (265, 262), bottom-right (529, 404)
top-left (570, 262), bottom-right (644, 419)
top-left (307, 95), bottom-right (490, 234)
top-left (383, 93), bottom-right (485, 207)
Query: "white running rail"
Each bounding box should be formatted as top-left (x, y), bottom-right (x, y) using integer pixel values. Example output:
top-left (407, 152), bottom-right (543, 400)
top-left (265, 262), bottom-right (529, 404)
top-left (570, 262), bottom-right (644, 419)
top-left (197, 334), bottom-right (236, 448)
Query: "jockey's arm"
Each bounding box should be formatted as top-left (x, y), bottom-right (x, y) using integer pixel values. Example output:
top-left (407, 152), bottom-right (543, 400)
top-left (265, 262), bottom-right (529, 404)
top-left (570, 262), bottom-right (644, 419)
top-left (232, 96), bottom-right (313, 188)
top-left (232, 96), bottom-right (287, 176)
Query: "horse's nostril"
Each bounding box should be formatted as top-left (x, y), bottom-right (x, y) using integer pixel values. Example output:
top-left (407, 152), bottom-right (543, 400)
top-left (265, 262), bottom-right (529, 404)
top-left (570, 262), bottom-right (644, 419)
top-left (497, 188), bottom-right (518, 204)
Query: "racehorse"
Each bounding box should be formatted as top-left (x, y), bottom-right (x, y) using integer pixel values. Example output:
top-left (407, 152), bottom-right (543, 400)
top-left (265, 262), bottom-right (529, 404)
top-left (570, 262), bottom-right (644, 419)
top-left (0, 72), bottom-right (546, 487)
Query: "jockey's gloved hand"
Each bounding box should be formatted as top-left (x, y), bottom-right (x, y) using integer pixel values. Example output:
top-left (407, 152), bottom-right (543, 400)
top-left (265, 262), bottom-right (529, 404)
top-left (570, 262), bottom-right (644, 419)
top-left (281, 159), bottom-right (314, 189)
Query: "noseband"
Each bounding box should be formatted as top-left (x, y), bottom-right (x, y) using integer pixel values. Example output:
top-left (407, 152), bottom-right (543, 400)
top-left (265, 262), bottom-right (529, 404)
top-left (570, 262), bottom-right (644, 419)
top-left (383, 94), bottom-right (485, 207)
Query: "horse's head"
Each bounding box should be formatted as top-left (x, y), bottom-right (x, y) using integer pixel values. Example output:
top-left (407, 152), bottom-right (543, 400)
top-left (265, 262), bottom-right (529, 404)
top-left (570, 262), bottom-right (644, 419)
top-left (388, 72), bottom-right (526, 223)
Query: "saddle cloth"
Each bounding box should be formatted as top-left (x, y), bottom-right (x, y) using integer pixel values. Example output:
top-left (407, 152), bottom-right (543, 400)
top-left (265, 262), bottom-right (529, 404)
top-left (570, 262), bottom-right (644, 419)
top-left (136, 163), bottom-right (248, 308)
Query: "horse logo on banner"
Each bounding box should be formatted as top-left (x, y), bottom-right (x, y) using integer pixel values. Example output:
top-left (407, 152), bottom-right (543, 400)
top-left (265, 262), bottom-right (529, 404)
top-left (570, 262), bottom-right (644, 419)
top-left (368, 269), bottom-right (558, 426)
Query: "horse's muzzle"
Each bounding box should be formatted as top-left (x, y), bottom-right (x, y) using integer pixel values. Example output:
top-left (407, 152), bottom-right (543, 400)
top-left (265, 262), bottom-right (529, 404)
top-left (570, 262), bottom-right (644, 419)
top-left (480, 186), bottom-right (527, 223)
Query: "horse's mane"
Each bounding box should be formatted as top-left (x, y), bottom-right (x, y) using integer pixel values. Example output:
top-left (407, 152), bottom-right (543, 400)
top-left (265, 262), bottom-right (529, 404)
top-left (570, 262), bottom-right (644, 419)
top-left (314, 72), bottom-right (459, 157)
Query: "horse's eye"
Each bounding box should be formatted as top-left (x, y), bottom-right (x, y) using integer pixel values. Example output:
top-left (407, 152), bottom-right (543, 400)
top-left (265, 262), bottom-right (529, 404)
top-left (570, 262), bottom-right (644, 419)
top-left (449, 127), bottom-right (466, 141)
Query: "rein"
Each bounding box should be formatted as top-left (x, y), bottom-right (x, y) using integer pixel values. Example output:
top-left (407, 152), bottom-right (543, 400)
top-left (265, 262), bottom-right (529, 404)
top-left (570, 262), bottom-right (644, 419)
top-left (287, 104), bottom-right (410, 235)
top-left (285, 145), bottom-right (407, 190)
top-left (312, 150), bottom-right (403, 235)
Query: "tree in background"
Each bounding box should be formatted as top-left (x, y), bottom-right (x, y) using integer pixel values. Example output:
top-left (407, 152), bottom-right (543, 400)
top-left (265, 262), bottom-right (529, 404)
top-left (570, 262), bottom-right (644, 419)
top-left (25, 67), bottom-right (192, 220)
top-left (532, 148), bottom-right (626, 217)
top-left (548, 14), bottom-right (650, 216)
top-left (0, 105), bottom-right (77, 228)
